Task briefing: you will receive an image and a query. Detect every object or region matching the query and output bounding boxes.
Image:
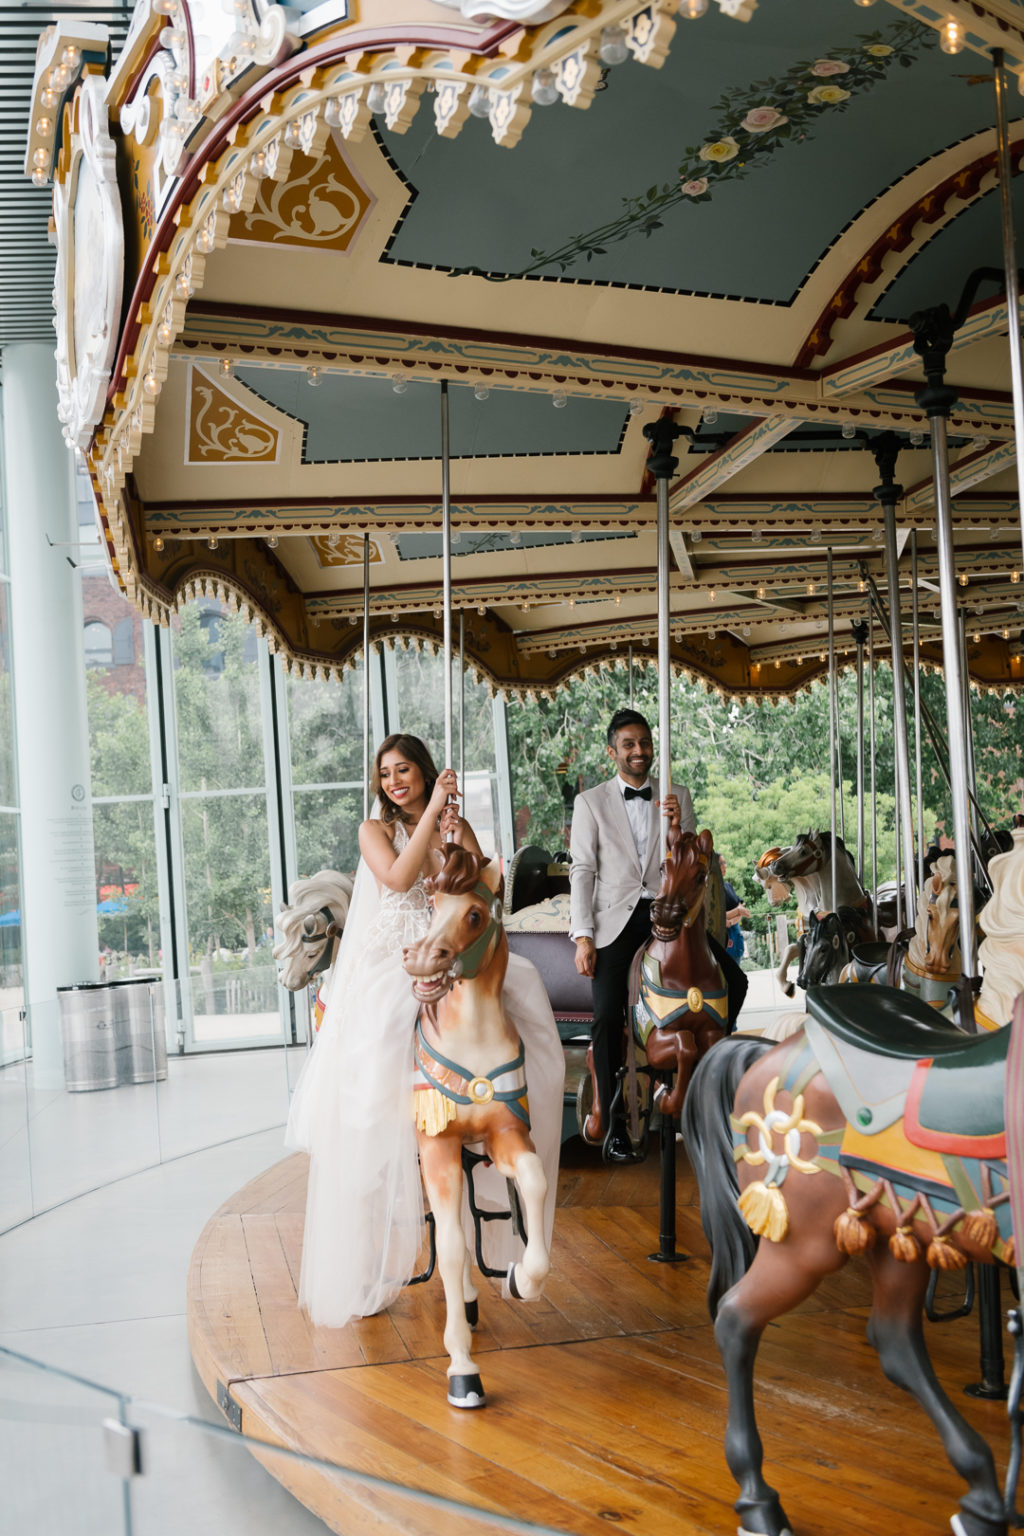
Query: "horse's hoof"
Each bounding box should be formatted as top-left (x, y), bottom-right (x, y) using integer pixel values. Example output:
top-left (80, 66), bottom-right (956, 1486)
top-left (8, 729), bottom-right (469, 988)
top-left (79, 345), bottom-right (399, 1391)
top-left (447, 1373), bottom-right (485, 1409)
top-left (507, 1260), bottom-right (522, 1300)
top-left (464, 1298), bottom-right (479, 1329)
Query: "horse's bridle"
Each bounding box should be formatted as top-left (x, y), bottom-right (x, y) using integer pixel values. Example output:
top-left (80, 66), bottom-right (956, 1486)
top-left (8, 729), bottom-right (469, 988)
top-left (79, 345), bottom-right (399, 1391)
top-left (447, 881), bottom-right (504, 981)
top-left (300, 904), bottom-right (339, 979)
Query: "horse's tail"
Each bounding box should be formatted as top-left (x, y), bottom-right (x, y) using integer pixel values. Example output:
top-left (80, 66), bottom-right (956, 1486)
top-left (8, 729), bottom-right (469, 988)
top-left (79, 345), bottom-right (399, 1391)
top-left (682, 1033), bottom-right (775, 1320)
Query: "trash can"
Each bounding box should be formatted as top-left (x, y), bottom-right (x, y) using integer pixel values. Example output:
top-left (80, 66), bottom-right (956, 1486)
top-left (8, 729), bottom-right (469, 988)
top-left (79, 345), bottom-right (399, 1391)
top-left (110, 978), bottom-right (168, 1084)
top-left (57, 982), bottom-right (118, 1091)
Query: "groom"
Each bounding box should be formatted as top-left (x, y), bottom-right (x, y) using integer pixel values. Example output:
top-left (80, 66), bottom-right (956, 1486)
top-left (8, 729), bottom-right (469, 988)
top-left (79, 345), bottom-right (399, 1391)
top-left (569, 708), bottom-right (745, 1163)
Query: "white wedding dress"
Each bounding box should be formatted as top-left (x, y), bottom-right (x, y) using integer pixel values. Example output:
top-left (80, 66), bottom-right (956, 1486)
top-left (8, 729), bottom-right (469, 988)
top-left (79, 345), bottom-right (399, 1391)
top-left (285, 821), bottom-right (565, 1329)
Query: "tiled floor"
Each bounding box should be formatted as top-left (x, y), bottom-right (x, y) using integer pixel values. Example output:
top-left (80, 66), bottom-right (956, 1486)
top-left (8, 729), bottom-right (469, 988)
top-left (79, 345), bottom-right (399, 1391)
top-left (0, 1125), bottom-right (330, 1535)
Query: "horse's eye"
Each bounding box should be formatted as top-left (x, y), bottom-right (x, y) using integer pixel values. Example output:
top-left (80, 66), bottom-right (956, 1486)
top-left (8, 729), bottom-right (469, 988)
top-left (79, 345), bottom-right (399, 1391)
top-left (302, 915), bottom-right (318, 936)
top-left (467, 909), bottom-right (482, 928)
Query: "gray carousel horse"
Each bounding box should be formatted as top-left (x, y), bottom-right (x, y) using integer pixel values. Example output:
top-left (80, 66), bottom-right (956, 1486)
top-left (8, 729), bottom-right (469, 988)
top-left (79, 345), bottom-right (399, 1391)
top-left (273, 869), bottom-right (353, 1030)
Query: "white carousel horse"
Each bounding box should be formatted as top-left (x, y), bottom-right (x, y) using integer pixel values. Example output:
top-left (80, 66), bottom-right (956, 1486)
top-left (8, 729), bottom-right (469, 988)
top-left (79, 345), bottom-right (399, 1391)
top-left (403, 846), bottom-right (551, 1409)
top-left (977, 826), bottom-right (1024, 1031)
top-left (764, 832), bottom-right (875, 999)
top-left (273, 869), bottom-right (353, 1029)
top-left (900, 853), bottom-right (961, 1008)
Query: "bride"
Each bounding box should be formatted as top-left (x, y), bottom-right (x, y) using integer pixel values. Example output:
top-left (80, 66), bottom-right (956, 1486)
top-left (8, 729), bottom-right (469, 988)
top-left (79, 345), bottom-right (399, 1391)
top-left (286, 733), bottom-right (565, 1329)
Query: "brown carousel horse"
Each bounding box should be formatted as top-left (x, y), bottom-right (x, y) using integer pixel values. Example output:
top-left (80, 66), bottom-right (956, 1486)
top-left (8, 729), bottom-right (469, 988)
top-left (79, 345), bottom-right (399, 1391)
top-left (402, 846), bottom-right (550, 1410)
top-left (617, 824), bottom-right (730, 1141)
top-left (683, 984), bottom-right (1019, 1536)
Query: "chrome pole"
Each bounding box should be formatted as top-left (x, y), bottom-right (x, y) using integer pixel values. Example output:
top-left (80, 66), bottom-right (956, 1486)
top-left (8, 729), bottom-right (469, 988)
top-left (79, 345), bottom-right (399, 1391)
top-left (869, 617), bottom-right (878, 911)
top-left (875, 434), bottom-right (917, 924)
top-left (993, 49), bottom-right (1024, 563)
top-left (853, 621), bottom-right (867, 885)
top-left (642, 419), bottom-right (683, 856)
top-left (362, 532), bottom-right (371, 821)
top-left (458, 608), bottom-right (465, 789)
top-left (628, 640), bottom-right (634, 709)
top-left (910, 530), bottom-right (925, 888)
top-left (959, 610), bottom-right (981, 853)
top-left (441, 382), bottom-right (454, 836)
top-left (827, 547), bottom-right (838, 915)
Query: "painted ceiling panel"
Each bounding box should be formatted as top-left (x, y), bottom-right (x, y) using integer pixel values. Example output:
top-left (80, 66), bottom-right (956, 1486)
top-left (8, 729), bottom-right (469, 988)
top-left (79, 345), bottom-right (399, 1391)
top-left (872, 177), bottom-right (1024, 323)
top-left (231, 370), bottom-right (629, 461)
top-left (382, 1), bottom-right (1000, 300)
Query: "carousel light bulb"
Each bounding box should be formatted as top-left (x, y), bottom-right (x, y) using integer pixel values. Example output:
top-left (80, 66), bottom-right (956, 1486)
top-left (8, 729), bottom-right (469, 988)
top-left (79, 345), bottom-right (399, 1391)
top-left (807, 581), bottom-right (816, 595)
top-left (775, 658), bottom-right (781, 669)
top-left (858, 577), bottom-right (868, 593)
top-left (679, 0), bottom-right (709, 16)
top-left (32, 146), bottom-right (49, 168)
top-left (157, 321), bottom-right (173, 345)
top-left (61, 45), bottom-right (81, 69)
top-left (708, 587), bottom-right (716, 602)
top-left (252, 149), bottom-right (267, 174)
top-left (31, 167), bottom-right (47, 187)
top-left (958, 572), bottom-right (969, 587)
top-left (552, 389), bottom-right (567, 408)
top-left (208, 535), bottom-right (219, 550)
top-left (307, 366), bottom-right (321, 387)
top-left (49, 64), bottom-right (70, 90)
top-left (578, 643), bottom-right (587, 654)
top-left (853, 0), bottom-right (876, 6)
top-left (153, 534), bottom-right (165, 552)
top-left (742, 624), bottom-right (751, 637)
top-left (468, 84), bottom-right (493, 118)
top-left (1014, 570), bottom-right (1021, 584)
top-left (756, 585), bottom-right (767, 600)
top-left (820, 651), bottom-right (826, 663)
top-left (477, 605), bottom-right (486, 616)
top-left (751, 528), bottom-right (762, 542)
top-left (707, 629), bottom-right (716, 641)
top-left (939, 17), bottom-right (963, 54)
top-left (691, 528), bottom-right (702, 542)
top-left (154, 0), bottom-right (177, 12)
top-left (266, 534), bottom-right (279, 548)
top-left (598, 25), bottom-right (629, 65)
top-left (615, 593), bottom-right (621, 605)
top-left (1004, 629), bottom-right (1011, 641)
top-left (571, 530), bottom-right (582, 543)
top-left (569, 597), bottom-right (575, 608)
top-left (40, 87), bottom-right (58, 110)
top-left (195, 228), bottom-right (214, 253)
top-left (703, 407), bottom-right (718, 426)
top-left (474, 385), bottom-right (490, 401)
top-left (366, 82), bottom-right (387, 114)
top-left (510, 530), bottom-right (521, 544)
top-left (841, 422), bottom-right (856, 440)
top-left (629, 400), bottom-right (644, 415)
top-left (531, 68), bottom-right (559, 106)
top-left (219, 358), bottom-right (232, 376)
top-left (392, 377), bottom-right (408, 394)
top-left (796, 653), bottom-right (803, 664)
top-left (143, 372), bottom-right (160, 396)
top-left (35, 116), bottom-right (52, 136)
top-left (909, 430), bottom-right (924, 447)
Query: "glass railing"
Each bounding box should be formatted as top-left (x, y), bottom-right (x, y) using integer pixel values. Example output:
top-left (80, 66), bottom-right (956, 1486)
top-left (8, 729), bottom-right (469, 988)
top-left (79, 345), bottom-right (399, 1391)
top-left (0, 1345), bottom-right (565, 1536)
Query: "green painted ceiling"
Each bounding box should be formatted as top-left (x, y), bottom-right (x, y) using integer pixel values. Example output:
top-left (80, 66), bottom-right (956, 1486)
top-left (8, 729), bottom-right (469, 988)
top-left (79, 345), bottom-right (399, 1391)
top-left (231, 369), bottom-right (629, 461)
top-left (381, 0), bottom-right (1000, 302)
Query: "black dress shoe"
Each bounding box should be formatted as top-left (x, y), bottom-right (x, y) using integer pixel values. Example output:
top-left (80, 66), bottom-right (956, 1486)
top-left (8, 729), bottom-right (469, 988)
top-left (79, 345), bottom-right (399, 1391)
top-left (603, 1131), bottom-right (640, 1165)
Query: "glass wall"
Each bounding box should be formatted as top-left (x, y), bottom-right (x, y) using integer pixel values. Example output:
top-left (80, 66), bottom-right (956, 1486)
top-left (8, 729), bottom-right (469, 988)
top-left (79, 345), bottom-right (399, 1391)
top-left (0, 427), bottom-right (23, 1063)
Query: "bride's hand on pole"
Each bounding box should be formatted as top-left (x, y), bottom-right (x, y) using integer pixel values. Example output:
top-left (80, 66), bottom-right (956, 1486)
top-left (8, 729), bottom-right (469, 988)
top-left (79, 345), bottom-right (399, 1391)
top-left (428, 768), bottom-right (460, 820)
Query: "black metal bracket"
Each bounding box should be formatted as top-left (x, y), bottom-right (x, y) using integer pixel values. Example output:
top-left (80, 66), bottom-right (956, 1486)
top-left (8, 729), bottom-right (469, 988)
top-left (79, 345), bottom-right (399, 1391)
top-left (216, 1380), bottom-right (242, 1432)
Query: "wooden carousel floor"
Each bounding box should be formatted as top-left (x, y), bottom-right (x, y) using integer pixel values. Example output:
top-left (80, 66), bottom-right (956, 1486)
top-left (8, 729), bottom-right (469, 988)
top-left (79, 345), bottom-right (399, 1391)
top-left (187, 1141), bottom-right (1013, 1536)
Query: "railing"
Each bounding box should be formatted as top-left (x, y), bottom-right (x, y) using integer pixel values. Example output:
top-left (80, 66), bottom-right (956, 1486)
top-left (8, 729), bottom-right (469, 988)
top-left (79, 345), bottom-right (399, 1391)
top-left (0, 1345), bottom-right (563, 1536)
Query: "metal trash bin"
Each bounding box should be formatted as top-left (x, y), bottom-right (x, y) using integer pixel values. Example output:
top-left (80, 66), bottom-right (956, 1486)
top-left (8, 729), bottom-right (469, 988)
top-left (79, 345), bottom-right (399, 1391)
top-left (57, 982), bottom-right (118, 1091)
top-left (110, 978), bottom-right (168, 1084)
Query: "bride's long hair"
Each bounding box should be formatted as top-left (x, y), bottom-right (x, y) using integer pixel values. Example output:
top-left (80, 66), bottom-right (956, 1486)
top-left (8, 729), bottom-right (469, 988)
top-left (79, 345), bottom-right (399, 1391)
top-left (370, 733), bottom-right (439, 825)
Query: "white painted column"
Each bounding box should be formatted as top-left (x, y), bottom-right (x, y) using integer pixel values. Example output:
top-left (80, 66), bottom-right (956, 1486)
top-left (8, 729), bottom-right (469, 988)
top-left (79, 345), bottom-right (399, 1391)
top-left (3, 344), bottom-right (98, 1088)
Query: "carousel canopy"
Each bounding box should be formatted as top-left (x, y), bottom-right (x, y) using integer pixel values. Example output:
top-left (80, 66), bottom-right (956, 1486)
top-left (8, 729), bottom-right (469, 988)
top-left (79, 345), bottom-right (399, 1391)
top-left (20, 0), bottom-right (1024, 697)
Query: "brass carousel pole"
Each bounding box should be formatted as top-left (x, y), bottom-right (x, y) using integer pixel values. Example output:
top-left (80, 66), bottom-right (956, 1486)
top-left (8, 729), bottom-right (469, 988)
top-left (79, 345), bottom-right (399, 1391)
top-left (628, 640), bottom-right (634, 709)
top-left (362, 532), bottom-right (371, 822)
top-left (643, 416), bottom-right (685, 1265)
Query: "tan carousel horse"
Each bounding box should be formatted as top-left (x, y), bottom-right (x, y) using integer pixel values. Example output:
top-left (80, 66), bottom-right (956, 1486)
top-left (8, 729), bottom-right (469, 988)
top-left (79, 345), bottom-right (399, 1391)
top-left (402, 846), bottom-right (550, 1410)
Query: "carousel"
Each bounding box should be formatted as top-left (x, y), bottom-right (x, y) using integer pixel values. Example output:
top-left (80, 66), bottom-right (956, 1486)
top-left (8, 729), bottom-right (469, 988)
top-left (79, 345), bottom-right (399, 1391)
top-left (22, 0), bottom-right (1024, 1530)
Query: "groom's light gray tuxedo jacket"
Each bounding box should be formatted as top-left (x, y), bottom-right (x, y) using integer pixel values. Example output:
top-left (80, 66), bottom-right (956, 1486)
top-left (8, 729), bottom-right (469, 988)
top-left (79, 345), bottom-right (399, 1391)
top-left (569, 776), bottom-right (696, 949)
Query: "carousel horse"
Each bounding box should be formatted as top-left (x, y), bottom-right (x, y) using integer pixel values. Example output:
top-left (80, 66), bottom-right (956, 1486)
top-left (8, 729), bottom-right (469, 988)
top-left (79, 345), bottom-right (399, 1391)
top-left (897, 853), bottom-right (961, 1008)
top-left (273, 869), bottom-right (353, 1030)
top-left (771, 829), bottom-right (876, 946)
top-left (683, 986), bottom-right (1019, 1536)
top-left (402, 846), bottom-right (550, 1410)
top-left (623, 825), bottom-right (729, 1129)
top-left (977, 827), bottom-right (1024, 1032)
top-left (796, 909), bottom-right (850, 990)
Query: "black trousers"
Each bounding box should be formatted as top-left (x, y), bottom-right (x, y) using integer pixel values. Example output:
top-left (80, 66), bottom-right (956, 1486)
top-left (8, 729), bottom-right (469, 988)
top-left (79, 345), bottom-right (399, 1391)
top-left (590, 901), bottom-right (749, 1128)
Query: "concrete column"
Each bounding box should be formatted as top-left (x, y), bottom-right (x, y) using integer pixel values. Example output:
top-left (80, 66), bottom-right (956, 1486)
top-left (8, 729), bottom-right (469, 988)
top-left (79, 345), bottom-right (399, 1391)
top-left (3, 344), bottom-right (98, 1088)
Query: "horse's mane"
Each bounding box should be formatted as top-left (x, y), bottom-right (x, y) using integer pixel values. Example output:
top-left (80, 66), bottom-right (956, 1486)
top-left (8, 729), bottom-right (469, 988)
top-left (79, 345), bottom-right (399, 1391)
top-left (428, 846), bottom-right (505, 905)
top-left (817, 830), bottom-right (857, 873)
top-left (273, 869), bottom-right (353, 962)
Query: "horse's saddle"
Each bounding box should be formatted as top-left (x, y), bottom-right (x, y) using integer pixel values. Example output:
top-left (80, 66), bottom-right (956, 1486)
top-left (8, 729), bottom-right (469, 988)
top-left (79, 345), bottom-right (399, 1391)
top-left (805, 984), bottom-right (1007, 1158)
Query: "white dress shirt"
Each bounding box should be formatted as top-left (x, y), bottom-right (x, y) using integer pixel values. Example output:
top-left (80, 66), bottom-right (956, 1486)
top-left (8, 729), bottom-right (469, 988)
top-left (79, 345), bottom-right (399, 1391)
top-left (618, 777), bottom-right (658, 899)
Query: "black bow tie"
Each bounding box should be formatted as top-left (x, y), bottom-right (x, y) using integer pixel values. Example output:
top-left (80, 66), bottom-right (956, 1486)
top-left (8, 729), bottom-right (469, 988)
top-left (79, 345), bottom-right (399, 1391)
top-left (623, 785), bottom-right (652, 801)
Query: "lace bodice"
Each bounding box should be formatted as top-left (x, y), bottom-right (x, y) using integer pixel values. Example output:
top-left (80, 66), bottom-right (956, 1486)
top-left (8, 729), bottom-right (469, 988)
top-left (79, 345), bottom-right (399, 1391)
top-left (370, 819), bottom-right (432, 951)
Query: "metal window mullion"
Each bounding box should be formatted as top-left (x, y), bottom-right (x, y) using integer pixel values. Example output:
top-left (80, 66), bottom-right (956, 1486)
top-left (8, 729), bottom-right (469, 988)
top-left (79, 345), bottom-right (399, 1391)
top-left (492, 691), bottom-right (515, 871)
top-left (258, 642), bottom-right (292, 1047)
top-left (149, 622), bottom-right (193, 1051)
